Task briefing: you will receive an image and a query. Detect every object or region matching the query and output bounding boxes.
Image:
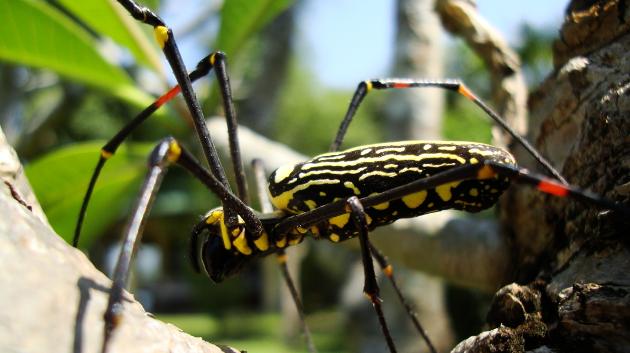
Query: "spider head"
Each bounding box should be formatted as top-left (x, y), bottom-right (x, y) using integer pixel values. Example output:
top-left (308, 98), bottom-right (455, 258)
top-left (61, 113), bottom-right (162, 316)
top-left (190, 208), bottom-right (268, 283)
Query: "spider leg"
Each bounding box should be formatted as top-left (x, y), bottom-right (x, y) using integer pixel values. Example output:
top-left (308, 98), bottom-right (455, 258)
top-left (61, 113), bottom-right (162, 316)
top-left (115, 0), bottom-right (253, 232)
top-left (78, 2), bottom-right (257, 247)
top-left (252, 158), bottom-right (318, 353)
top-left (368, 242), bottom-right (438, 353)
top-left (346, 196), bottom-right (397, 353)
top-left (330, 78), bottom-right (566, 183)
top-left (74, 55), bottom-right (213, 247)
top-left (101, 137), bottom-right (262, 353)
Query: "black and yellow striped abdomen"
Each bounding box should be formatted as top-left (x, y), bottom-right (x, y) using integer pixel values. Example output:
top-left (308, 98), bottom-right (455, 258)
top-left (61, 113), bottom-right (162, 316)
top-left (268, 141), bottom-right (515, 243)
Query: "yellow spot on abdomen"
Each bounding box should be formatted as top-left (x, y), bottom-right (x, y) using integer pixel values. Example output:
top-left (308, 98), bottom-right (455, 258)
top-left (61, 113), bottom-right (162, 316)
top-left (304, 200), bottom-right (317, 210)
top-left (273, 164), bottom-right (295, 184)
top-left (469, 188), bottom-right (479, 197)
top-left (344, 181), bottom-right (361, 195)
top-left (402, 191), bottom-right (428, 208)
top-left (477, 165), bottom-right (496, 179)
top-left (275, 236), bottom-right (287, 248)
top-left (373, 201), bottom-right (389, 210)
top-left (436, 181), bottom-right (461, 201)
top-left (329, 233), bottom-right (341, 242)
top-left (329, 213), bottom-right (350, 228)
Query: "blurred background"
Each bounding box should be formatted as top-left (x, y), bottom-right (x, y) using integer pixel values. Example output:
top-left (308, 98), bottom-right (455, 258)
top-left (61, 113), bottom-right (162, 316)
top-left (0, 0), bottom-right (566, 352)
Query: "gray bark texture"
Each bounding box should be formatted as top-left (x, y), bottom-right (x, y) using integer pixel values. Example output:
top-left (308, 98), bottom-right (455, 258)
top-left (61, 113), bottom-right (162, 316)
top-left (0, 128), bottom-right (238, 353)
top-left (456, 0), bottom-right (630, 352)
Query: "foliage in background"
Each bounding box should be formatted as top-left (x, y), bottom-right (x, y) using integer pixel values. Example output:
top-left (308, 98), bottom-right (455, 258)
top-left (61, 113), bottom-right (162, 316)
top-left (0, 0), bottom-right (294, 248)
top-left (273, 61), bottom-right (384, 155)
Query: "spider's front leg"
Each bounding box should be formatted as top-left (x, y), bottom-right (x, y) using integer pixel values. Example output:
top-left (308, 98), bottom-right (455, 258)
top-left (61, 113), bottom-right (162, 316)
top-left (100, 137), bottom-right (261, 353)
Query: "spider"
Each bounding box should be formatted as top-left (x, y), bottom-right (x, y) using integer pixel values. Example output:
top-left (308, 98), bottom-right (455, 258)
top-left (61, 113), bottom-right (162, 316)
top-left (70, 1), bottom-right (630, 353)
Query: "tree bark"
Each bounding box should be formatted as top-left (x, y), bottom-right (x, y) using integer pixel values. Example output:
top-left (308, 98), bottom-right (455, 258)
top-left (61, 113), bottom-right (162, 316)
top-left (456, 1), bottom-right (630, 352)
top-left (0, 128), bottom-right (238, 353)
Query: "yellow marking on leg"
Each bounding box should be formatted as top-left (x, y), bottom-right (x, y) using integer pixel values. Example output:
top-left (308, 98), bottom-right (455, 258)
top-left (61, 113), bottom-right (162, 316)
top-left (329, 213), bottom-right (350, 228)
top-left (365, 214), bottom-right (372, 225)
top-left (154, 26), bottom-right (169, 49)
top-left (458, 84), bottom-right (476, 100)
top-left (364, 80), bottom-right (373, 92)
top-left (276, 253), bottom-right (288, 264)
top-left (101, 149), bottom-right (113, 159)
top-left (436, 181), bottom-right (461, 202)
top-left (402, 190), bottom-right (427, 209)
top-left (209, 52), bottom-right (216, 65)
top-left (254, 233), bottom-right (269, 251)
top-left (329, 233), bottom-right (341, 242)
top-left (167, 140), bottom-right (181, 162)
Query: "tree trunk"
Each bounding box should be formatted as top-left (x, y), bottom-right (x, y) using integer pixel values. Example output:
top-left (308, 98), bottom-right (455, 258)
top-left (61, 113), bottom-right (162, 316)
top-left (457, 1), bottom-right (630, 352)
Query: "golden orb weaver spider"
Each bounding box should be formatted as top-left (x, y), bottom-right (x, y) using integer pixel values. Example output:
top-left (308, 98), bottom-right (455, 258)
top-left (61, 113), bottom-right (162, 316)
top-left (70, 1), bottom-right (630, 353)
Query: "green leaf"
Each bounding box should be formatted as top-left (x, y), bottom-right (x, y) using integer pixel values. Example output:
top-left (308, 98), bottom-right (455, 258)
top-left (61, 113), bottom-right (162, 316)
top-left (216, 0), bottom-right (294, 57)
top-left (0, 0), bottom-right (152, 108)
top-left (58, 0), bottom-right (163, 72)
top-left (25, 141), bottom-right (153, 248)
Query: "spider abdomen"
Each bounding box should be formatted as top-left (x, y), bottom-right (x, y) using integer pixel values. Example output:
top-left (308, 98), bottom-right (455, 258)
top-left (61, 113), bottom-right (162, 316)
top-left (268, 141), bottom-right (515, 242)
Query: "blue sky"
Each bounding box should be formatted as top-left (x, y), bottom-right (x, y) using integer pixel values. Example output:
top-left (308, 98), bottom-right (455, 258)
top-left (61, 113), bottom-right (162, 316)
top-left (297, 0), bottom-right (568, 88)
top-left (164, 0), bottom-right (569, 89)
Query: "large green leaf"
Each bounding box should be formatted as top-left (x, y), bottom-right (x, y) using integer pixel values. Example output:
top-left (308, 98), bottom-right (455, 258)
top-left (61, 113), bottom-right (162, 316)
top-left (0, 0), bottom-right (152, 108)
top-left (25, 141), bottom-right (153, 248)
top-left (216, 0), bottom-right (294, 57)
top-left (58, 0), bottom-right (163, 72)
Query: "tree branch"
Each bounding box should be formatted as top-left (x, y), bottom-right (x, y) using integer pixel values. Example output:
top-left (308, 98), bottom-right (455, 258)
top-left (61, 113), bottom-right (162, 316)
top-left (0, 127), bottom-right (238, 353)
